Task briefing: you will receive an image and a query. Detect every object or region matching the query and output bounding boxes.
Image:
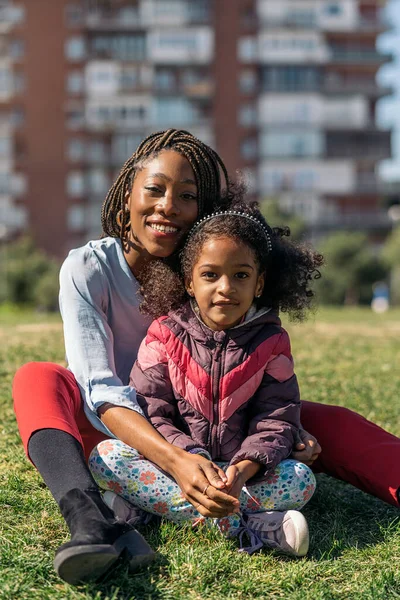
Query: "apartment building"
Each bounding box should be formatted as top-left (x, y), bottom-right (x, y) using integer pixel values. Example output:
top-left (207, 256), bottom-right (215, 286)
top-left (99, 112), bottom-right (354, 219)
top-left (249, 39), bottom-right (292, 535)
top-left (1, 0), bottom-right (392, 256)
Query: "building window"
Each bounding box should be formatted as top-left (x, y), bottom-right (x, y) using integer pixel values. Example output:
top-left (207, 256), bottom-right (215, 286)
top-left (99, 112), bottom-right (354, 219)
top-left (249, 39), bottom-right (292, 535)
top-left (68, 205), bottom-right (85, 231)
top-left (0, 172), bottom-right (9, 194)
top-left (91, 35), bottom-right (146, 61)
top-left (325, 3), bottom-right (342, 15)
top-left (65, 36), bottom-right (86, 61)
top-left (238, 37), bottom-right (258, 62)
top-left (13, 71), bottom-right (26, 94)
top-left (11, 173), bottom-right (27, 196)
top-left (2, 4), bottom-right (25, 24)
top-left (0, 137), bottom-right (11, 158)
top-left (155, 69), bottom-right (176, 91)
top-left (241, 138), bottom-right (258, 160)
top-left (66, 71), bottom-right (84, 94)
top-left (112, 134), bottom-right (142, 162)
top-left (0, 66), bottom-right (12, 95)
top-left (239, 70), bottom-right (257, 94)
top-left (66, 107), bottom-right (85, 129)
top-left (261, 131), bottom-right (323, 158)
top-left (65, 4), bottom-right (84, 26)
top-left (186, 0), bottom-right (210, 23)
top-left (87, 169), bottom-right (110, 195)
top-left (66, 171), bottom-right (85, 197)
top-left (67, 138), bottom-right (85, 162)
top-left (153, 97), bottom-right (198, 126)
top-left (9, 39), bottom-right (25, 59)
top-left (11, 106), bottom-right (25, 127)
top-left (239, 104), bottom-right (257, 127)
top-left (88, 141), bottom-right (107, 163)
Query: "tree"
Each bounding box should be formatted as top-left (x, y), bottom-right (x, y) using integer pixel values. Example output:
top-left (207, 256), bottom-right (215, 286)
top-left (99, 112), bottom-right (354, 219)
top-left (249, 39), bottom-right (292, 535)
top-left (317, 232), bottom-right (388, 306)
top-left (382, 225), bottom-right (400, 305)
top-left (260, 200), bottom-right (306, 241)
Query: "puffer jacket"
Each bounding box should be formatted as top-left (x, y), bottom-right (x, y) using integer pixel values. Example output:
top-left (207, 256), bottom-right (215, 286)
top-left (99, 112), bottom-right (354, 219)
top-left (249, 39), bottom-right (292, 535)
top-left (130, 302), bottom-right (301, 477)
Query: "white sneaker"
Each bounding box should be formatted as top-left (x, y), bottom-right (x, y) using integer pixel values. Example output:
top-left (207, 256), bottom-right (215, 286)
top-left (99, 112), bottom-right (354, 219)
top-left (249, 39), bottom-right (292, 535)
top-left (243, 510), bottom-right (309, 557)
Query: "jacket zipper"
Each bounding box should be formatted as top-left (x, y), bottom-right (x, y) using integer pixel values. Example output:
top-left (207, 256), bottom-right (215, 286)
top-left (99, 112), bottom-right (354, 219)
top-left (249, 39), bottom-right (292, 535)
top-left (209, 338), bottom-right (225, 459)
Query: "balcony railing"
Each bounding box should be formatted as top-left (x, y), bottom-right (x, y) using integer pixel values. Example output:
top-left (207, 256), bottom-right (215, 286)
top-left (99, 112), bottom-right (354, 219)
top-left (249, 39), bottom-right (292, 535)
top-left (323, 80), bottom-right (392, 97)
top-left (314, 210), bottom-right (391, 230)
top-left (330, 49), bottom-right (392, 63)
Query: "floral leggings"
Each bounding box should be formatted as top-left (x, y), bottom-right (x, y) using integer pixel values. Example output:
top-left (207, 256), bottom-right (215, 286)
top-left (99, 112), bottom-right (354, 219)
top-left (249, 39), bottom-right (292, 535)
top-left (89, 440), bottom-right (316, 537)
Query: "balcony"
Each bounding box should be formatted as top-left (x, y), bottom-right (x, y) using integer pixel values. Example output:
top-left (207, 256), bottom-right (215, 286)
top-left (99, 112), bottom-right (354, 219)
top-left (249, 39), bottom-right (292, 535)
top-left (314, 210), bottom-right (391, 231)
top-left (85, 9), bottom-right (145, 31)
top-left (326, 130), bottom-right (391, 160)
top-left (323, 78), bottom-right (392, 97)
top-left (330, 49), bottom-right (393, 64)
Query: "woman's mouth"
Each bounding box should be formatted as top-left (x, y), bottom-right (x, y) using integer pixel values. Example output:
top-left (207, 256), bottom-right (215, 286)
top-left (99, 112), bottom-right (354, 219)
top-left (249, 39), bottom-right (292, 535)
top-left (147, 223), bottom-right (179, 235)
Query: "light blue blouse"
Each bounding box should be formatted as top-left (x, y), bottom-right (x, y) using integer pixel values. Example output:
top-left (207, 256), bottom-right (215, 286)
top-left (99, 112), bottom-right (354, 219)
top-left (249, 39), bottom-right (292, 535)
top-left (59, 237), bottom-right (151, 436)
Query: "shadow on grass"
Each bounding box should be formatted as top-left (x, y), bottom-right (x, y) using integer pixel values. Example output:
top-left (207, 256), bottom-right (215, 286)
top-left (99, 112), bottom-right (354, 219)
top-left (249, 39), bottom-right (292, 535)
top-left (304, 474), bottom-right (399, 560)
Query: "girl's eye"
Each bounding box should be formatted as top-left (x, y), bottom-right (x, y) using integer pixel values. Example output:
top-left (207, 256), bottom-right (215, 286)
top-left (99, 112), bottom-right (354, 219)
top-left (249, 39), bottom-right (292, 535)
top-left (201, 272), bottom-right (216, 279)
top-left (235, 272), bottom-right (249, 279)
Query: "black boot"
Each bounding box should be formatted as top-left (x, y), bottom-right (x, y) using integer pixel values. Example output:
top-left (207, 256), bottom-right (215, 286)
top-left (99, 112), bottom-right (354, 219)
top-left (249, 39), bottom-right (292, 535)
top-left (54, 488), bottom-right (155, 585)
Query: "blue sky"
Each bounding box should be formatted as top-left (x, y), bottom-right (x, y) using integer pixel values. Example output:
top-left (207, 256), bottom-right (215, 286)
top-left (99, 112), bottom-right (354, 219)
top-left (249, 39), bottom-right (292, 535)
top-left (377, 0), bottom-right (400, 180)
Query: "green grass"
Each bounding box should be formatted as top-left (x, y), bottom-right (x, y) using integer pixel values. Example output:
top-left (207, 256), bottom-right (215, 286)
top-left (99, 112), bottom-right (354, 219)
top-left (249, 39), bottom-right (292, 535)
top-left (1, 307), bottom-right (399, 599)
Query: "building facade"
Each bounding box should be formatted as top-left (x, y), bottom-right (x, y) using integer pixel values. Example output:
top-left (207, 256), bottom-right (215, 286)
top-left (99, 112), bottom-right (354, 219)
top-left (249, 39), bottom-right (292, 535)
top-left (1, 0), bottom-right (393, 256)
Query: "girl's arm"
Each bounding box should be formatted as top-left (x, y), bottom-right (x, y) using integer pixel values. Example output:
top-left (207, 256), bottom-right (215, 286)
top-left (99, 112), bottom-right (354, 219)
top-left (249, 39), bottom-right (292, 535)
top-left (229, 331), bottom-right (301, 478)
top-left (99, 404), bottom-right (239, 518)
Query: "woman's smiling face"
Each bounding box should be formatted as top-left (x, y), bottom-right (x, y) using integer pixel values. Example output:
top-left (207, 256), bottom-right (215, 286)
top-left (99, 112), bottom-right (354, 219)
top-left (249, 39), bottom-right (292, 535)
top-left (125, 150), bottom-right (199, 265)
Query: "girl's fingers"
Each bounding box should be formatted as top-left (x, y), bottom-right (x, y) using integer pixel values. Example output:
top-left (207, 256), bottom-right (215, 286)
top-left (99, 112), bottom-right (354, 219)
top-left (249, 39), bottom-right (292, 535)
top-left (201, 462), bottom-right (227, 488)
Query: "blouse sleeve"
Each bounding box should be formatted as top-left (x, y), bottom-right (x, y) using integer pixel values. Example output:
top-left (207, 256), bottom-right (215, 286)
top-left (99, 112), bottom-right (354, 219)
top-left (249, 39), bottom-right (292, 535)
top-left (59, 246), bottom-right (144, 436)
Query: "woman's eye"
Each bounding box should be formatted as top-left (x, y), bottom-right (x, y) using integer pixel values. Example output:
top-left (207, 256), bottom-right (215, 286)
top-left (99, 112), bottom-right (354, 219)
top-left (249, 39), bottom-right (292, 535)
top-left (145, 186), bottom-right (162, 193)
top-left (181, 193), bottom-right (197, 201)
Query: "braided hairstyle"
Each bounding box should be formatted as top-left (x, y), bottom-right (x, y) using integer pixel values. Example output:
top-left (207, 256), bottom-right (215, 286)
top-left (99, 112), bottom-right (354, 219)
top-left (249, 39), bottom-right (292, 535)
top-left (139, 197), bottom-right (324, 321)
top-left (101, 129), bottom-right (232, 239)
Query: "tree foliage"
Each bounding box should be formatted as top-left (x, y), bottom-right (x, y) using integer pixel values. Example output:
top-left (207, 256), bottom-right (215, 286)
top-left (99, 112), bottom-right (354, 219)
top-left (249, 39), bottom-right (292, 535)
top-left (260, 200), bottom-right (306, 241)
top-left (0, 236), bottom-right (60, 310)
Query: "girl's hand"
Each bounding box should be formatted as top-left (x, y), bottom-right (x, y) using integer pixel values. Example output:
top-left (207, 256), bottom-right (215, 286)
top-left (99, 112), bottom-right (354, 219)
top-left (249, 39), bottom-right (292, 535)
top-left (169, 450), bottom-right (240, 518)
top-left (292, 428), bottom-right (322, 466)
top-left (225, 460), bottom-right (261, 499)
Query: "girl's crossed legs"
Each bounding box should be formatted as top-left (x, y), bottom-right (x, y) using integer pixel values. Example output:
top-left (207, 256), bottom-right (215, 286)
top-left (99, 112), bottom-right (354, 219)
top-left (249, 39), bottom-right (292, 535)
top-left (89, 439), bottom-right (316, 539)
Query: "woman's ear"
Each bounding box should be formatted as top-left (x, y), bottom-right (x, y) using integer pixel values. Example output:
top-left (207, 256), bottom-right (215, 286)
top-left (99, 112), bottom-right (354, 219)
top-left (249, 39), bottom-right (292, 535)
top-left (255, 272), bottom-right (265, 298)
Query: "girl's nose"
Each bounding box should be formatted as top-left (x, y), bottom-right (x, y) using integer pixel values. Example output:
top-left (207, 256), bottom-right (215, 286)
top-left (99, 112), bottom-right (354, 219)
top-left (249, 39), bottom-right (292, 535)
top-left (217, 276), bottom-right (235, 294)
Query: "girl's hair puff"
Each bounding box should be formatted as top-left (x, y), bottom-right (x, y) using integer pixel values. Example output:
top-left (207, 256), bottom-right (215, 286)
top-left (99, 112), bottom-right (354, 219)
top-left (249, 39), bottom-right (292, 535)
top-left (139, 197), bottom-right (323, 321)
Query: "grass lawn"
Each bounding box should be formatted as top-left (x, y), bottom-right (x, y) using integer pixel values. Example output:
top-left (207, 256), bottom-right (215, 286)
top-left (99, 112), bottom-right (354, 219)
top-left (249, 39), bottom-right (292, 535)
top-left (1, 306), bottom-right (399, 599)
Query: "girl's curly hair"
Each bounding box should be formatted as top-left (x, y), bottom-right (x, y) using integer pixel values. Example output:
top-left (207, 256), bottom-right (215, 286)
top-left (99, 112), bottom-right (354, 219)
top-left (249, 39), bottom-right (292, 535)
top-left (139, 197), bottom-right (324, 321)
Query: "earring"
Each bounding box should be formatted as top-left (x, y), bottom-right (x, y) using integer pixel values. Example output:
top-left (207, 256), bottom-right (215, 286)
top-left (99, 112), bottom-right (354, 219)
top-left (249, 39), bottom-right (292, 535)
top-left (255, 293), bottom-right (261, 298)
top-left (116, 209), bottom-right (131, 233)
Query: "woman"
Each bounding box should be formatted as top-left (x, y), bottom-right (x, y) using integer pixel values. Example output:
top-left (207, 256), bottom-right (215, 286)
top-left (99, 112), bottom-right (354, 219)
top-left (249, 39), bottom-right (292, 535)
top-left (13, 129), bottom-right (399, 585)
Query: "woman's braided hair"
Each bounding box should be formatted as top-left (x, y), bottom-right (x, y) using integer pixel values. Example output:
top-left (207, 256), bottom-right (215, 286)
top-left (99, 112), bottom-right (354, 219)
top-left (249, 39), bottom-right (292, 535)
top-left (100, 128), bottom-right (231, 239)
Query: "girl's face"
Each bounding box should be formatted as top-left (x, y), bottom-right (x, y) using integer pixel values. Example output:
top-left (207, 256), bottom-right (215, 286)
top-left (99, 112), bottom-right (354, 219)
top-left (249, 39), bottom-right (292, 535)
top-left (125, 150), bottom-right (198, 267)
top-left (186, 236), bottom-right (265, 331)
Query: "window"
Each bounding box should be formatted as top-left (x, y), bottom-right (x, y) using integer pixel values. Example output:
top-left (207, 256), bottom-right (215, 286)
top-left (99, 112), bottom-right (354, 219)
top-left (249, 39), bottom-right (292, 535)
top-left (325, 3), bottom-right (342, 15)
top-left (238, 37), bottom-right (258, 62)
top-left (65, 4), bottom-right (84, 26)
top-left (13, 71), bottom-right (25, 94)
top-left (0, 66), bottom-right (12, 95)
top-left (155, 69), bottom-right (176, 91)
top-left (239, 104), bottom-right (257, 127)
top-left (3, 4), bottom-right (25, 24)
top-left (87, 169), bottom-right (110, 195)
top-left (67, 139), bottom-right (85, 161)
top-left (112, 134), bottom-right (142, 162)
top-left (239, 70), bottom-right (257, 94)
top-left (0, 137), bottom-right (11, 158)
top-left (68, 205), bottom-right (85, 231)
top-left (9, 39), bottom-right (25, 59)
top-left (66, 107), bottom-right (85, 129)
top-left (66, 171), bottom-right (85, 197)
top-left (65, 36), bottom-right (86, 61)
top-left (241, 138), bottom-right (258, 160)
top-left (261, 131), bottom-right (323, 158)
top-left (153, 97), bottom-right (198, 126)
top-left (11, 173), bottom-right (27, 196)
top-left (11, 106), bottom-right (25, 126)
top-left (66, 71), bottom-right (84, 95)
top-left (0, 172), bottom-right (9, 194)
top-left (261, 67), bottom-right (320, 92)
top-left (186, 0), bottom-right (210, 23)
top-left (91, 35), bottom-right (146, 61)
top-left (88, 141), bottom-right (107, 163)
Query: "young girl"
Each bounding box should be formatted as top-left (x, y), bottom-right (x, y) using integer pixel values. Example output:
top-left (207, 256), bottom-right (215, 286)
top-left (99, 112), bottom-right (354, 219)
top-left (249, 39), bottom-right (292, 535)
top-left (89, 199), bottom-right (323, 557)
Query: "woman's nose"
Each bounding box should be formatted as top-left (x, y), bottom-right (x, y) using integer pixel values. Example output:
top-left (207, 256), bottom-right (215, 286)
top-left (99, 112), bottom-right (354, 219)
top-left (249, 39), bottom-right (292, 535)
top-left (156, 191), bottom-right (180, 215)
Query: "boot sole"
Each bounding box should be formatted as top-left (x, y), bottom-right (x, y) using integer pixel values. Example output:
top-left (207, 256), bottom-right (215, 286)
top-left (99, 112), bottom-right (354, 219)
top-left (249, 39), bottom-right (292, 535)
top-left (285, 510), bottom-right (309, 557)
top-left (54, 530), bottom-right (155, 584)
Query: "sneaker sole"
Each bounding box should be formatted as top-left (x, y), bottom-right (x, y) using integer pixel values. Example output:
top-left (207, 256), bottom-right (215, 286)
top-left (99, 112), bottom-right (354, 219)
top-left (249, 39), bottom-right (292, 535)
top-left (54, 530), bottom-right (155, 584)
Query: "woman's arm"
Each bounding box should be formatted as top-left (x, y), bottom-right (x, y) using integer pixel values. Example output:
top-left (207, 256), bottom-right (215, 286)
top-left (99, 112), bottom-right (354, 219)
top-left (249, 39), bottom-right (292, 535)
top-left (99, 404), bottom-right (239, 518)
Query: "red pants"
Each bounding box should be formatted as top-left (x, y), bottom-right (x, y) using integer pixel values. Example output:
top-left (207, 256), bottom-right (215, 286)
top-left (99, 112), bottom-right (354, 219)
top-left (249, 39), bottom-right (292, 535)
top-left (13, 362), bottom-right (400, 507)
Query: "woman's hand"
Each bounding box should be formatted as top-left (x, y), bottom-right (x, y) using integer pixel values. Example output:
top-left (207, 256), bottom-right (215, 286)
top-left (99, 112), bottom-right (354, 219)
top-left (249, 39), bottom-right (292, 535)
top-left (291, 428), bottom-right (322, 466)
top-left (168, 451), bottom-right (240, 519)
